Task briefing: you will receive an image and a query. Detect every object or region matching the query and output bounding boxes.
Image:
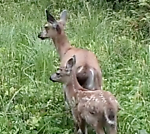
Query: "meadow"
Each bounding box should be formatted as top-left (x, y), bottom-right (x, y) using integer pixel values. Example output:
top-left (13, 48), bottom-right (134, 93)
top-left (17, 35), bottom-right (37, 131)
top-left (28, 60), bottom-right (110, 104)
top-left (0, 0), bottom-right (150, 133)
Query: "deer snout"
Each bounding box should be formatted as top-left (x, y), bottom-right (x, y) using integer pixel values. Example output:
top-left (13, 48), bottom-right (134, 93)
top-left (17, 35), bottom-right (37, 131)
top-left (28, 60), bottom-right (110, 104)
top-left (49, 76), bottom-right (55, 82)
top-left (38, 33), bottom-right (45, 40)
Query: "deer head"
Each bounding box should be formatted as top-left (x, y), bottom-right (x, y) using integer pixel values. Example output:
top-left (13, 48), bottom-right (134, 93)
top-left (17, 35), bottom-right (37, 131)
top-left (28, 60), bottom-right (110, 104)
top-left (38, 10), bottom-right (67, 40)
top-left (50, 55), bottom-right (76, 83)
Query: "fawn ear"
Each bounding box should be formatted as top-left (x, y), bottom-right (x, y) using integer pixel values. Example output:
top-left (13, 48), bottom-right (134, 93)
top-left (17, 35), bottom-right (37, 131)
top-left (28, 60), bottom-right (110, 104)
top-left (46, 9), bottom-right (56, 24)
top-left (60, 10), bottom-right (67, 26)
top-left (66, 55), bottom-right (76, 69)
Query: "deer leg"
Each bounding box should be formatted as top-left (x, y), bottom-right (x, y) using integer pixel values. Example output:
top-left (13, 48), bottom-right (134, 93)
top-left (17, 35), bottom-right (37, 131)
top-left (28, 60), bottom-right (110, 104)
top-left (77, 119), bottom-right (87, 134)
top-left (71, 110), bottom-right (84, 134)
top-left (95, 126), bottom-right (105, 134)
top-left (105, 115), bottom-right (117, 134)
top-left (74, 123), bottom-right (79, 134)
top-left (93, 122), bottom-right (105, 134)
top-left (107, 123), bottom-right (117, 134)
top-left (73, 121), bottom-right (87, 134)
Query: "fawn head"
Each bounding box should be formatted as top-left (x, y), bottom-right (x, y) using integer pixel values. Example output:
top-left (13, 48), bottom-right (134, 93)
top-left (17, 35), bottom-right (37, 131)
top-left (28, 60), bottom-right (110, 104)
top-left (50, 55), bottom-right (76, 83)
top-left (38, 10), bottom-right (67, 40)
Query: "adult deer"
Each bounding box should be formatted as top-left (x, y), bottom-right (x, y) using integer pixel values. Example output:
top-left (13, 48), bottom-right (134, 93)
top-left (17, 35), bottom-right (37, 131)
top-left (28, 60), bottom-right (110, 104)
top-left (38, 10), bottom-right (102, 90)
top-left (50, 55), bottom-right (120, 134)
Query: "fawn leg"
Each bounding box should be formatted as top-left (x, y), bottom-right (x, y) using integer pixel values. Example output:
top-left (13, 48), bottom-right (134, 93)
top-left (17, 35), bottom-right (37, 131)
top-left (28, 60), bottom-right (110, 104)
top-left (106, 116), bottom-right (117, 134)
top-left (93, 122), bottom-right (105, 134)
top-left (77, 119), bottom-right (87, 134)
top-left (107, 123), bottom-right (117, 134)
top-left (96, 127), bottom-right (105, 134)
top-left (74, 123), bottom-right (79, 134)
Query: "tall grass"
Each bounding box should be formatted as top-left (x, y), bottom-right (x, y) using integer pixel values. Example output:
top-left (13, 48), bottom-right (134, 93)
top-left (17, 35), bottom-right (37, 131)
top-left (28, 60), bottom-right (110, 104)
top-left (0, 0), bottom-right (150, 134)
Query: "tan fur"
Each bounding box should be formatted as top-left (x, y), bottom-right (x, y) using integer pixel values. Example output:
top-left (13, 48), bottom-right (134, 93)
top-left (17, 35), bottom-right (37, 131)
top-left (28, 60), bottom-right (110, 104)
top-left (38, 10), bottom-right (102, 90)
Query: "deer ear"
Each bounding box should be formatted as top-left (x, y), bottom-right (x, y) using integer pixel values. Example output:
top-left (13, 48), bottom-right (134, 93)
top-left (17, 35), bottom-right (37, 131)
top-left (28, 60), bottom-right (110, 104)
top-left (45, 9), bottom-right (56, 23)
top-left (66, 55), bottom-right (76, 69)
top-left (60, 10), bottom-right (67, 25)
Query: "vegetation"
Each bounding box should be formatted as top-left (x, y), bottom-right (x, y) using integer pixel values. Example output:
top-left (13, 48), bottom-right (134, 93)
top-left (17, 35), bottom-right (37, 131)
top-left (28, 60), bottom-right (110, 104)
top-left (0, 0), bottom-right (150, 133)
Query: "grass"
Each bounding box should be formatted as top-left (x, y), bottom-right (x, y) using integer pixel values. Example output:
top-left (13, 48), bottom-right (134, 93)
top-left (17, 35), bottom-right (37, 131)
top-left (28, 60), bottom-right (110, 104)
top-left (0, 0), bottom-right (150, 134)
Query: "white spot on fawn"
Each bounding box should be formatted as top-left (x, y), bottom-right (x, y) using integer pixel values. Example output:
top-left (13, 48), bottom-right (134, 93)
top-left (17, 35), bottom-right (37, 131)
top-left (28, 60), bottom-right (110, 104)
top-left (99, 91), bottom-right (106, 104)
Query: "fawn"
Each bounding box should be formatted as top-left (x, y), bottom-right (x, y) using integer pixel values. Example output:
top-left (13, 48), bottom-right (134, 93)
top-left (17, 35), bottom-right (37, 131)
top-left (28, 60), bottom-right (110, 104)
top-left (38, 10), bottom-right (102, 91)
top-left (50, 55), bottom-right (120, 134)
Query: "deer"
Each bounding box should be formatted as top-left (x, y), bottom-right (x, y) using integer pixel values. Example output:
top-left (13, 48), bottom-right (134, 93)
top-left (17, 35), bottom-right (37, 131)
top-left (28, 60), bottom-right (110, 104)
top-left (38, 10), bottom-right (102, 91)
top-left (50, 55), bottom-right (120, 134)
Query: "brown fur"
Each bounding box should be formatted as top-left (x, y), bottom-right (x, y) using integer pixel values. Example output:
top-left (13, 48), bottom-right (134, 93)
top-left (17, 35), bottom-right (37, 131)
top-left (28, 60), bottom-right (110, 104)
top-left (50, 56), bottom-right (120, 134)
top-left (38, 10), bottom-right (102, 90)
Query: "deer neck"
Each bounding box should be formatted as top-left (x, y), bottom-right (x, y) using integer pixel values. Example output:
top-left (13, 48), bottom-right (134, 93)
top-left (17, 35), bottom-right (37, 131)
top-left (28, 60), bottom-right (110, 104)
top-left (65, 70), bottom-right (82, 105)
top-left (52, 32), bottom-right (71, 59)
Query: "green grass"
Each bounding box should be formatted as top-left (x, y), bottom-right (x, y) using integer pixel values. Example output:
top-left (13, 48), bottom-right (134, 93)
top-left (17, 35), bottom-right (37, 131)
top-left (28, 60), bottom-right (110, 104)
top-left (0, 0), bottom-right (150, 134)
